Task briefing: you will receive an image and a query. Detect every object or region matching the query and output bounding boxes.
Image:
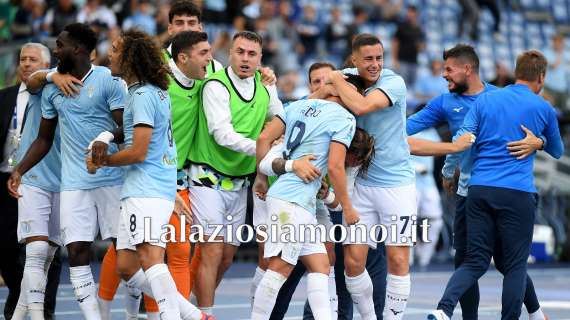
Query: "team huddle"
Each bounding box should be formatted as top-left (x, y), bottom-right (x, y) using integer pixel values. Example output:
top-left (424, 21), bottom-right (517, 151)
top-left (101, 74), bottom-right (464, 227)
top-left (5, 1), bottom-right (565, 320)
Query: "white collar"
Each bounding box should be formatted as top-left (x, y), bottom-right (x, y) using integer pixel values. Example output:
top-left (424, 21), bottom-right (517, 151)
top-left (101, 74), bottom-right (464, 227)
top-left (227, 66), bottom-right (254, 86)
top-left (18, 83), bottom-right (27, 93)
top-left (168, 58), bottom-right (195, 88)
top-left (80, 64), bottom-right (95, 82)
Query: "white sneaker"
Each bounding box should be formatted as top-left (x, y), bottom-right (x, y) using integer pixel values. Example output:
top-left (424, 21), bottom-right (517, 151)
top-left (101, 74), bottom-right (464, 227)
top-left (427, 309), bottom-right (450, 320)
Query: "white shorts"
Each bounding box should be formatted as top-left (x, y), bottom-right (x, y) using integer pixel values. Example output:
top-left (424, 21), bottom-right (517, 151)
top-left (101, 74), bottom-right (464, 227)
top-left (17, 184), bottom-right (61, 245)
top-left (190, 185), bottom-right (247, 246)
top-left (264, 197), bottom-right (327, 266)
top-left (116, 197), bottom-right (174, 251)
top-left (344, 183), bottom-right (417, 248)
top-left (416, 185), bottom-right (443, 219)
top-left (253, 195), bottom-right (267, 229)
top-left (59, 185), bottom-right (121, 245)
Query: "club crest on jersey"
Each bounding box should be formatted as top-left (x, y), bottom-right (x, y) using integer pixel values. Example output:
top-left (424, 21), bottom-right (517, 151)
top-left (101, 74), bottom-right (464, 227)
top-left (87, 85), bottom-right (95, 98)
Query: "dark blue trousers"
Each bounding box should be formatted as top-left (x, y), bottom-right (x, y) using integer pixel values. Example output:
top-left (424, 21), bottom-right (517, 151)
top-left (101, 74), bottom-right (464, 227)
top-left (439, 186), bottom-right (536, 319)
top-left (454, 195), bottom-right (541, 319)
top-left (269, 211), bottom-right (387, 320)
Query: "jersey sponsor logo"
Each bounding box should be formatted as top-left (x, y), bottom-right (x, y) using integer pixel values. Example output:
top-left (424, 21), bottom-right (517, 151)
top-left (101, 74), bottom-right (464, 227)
top-left (452, 106), bottom-right (464, 113)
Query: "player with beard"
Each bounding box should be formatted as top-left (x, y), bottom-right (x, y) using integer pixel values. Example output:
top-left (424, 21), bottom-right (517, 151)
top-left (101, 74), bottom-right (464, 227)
top-left (406, 44), bottom-right (548, 320)
top-left (7, 23), bottom-right (127, 320)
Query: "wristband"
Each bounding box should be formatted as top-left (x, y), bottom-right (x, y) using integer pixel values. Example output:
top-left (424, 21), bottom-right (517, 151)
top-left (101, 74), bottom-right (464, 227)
top-left (323, 190), bottom-right (336, 205)
top-left (88, 131), bottom-right (114, 150)
top-left (46, 71), bottom-right (56, 83)
top-left (285, 160), bottom-right (294, 172)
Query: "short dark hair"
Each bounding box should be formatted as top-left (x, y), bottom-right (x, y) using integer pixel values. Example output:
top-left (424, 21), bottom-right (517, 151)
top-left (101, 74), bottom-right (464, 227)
top-left (515, 50), bottom-right (547, 82)
top-left (232, 31), bottom-right (263, 46)
top-left (352, 33), bottom-right (382, 52)
top-left (63, 23), bottom-right (97, 53)
top-left (308, 62), bottom-right (335, 83)
top-left (345, 74), bottom-right (366, 94)
top-left (169, 0), bottom-right (201, 23)
top-left (171, 31), bottom-right (208, 62)
top-left (443, 44), bottom-right (479, 71)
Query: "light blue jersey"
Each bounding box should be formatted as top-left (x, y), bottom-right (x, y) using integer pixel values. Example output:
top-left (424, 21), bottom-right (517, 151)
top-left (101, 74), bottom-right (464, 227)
top-left (344, 68), bottom-right (415, 187)
top-left (267, 99), bottom-right (355, 214)
top-left (121, 83), bottom-right (177, 201)
top-left (41, 66), bottom-right (126, 191)
top-left (17, 79), bottom-right (61, 192)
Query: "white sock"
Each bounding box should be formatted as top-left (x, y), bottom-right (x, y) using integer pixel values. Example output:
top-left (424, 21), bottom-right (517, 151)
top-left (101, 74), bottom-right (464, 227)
top-left (11, 303), bottom-right (27, 320)
top-left (146, 312), bottom-right (160, 320)
top-left (124, 279), bottom-right (142, 319)
top-left (12, 270), bottom-right (29, 320)
top-left (307, 272), bottom-right (332, 320)
top-left (70, 265), bottom-right (102, 320)
top-left (345, 270), bottom-right (375, 320)
top-left (98, 297), bottom-right (112, 320)
top-left (328, 267), bottom-right (338, 319)
top-left (23, 242), bottom-right (50, 319)
top-left (529, 308), bottom-right (546, 320)
top-left (383, 273), bottom-right (410, 320)
top-left (250, 267), bottom-right (266, 308)
top-left (128, 268), bottom-right (202, 320)
top-left (145, 264), bottom-right (181, 320)
top-left (251, 269), bottom-right (287, 320)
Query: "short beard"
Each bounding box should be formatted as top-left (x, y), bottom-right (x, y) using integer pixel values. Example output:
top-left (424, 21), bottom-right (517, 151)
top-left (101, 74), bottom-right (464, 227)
top-left (449, 82), bottom-right (469, 94)
top-left (57, 58), bottom-right (73, 74)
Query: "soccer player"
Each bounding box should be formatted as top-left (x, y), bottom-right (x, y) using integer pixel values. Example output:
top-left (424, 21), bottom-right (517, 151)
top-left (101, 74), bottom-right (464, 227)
top-left (263, 62), bottom-right (388, 320)
top-left (187, 31), bottom-right (283, 316)
top-left (407, 44), bottom-right (548, 320)
top-left (428, 50), bottom-right (564, 320)
top-left (97, 2), bottom-right (220, 313)
top-left (250, 62), bottom-right (338, 318)
top-left (314, 33), bottom-right (415, 320)
top-left (5, 43), bottom-right (60, 320)
top-left (91, 28), bottom-right (212, 320)
top-left (251, 76), bottom-right (374, 320)
top-left (7, 23), bottom-right (126, 320)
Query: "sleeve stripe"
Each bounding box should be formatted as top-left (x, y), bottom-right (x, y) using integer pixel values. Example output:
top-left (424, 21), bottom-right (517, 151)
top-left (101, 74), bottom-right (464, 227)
top-left (331, 139), bottom-right (350, 150)
top-left (133, 122), bottom-right (154, 128)
top-left (376, 88), bottom-right (393, 107)
top-left (275, 114), bottom-right (286, 125)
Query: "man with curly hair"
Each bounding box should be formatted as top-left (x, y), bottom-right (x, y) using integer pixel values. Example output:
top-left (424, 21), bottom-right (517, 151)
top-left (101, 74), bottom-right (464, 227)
top-left (90, 29), bottom-right (213, 320)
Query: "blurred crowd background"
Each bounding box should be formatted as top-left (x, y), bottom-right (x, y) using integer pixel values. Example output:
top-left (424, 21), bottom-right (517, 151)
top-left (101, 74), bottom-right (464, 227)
top-left (1, 0), bottom-right (570, 264)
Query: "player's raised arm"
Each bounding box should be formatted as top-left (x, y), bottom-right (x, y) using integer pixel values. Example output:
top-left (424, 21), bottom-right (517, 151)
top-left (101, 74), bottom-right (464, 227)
top-left (408, 134), bottom-right (475, 156)
top-left (327, 71), bottom-right (392, 116)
